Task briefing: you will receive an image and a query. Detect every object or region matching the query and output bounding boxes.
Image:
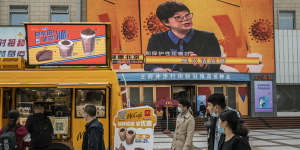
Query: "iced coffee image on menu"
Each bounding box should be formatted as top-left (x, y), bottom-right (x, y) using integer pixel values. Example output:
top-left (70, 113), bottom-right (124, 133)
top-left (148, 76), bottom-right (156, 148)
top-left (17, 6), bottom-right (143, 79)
top-left (80, 28), bottom-right (96, 55)
top-left (119, 128), bottom-right (127, 141)
top-left (125, 128), bottom-right (136, 145)
top-left (58, 40), bottom-right (74, 58)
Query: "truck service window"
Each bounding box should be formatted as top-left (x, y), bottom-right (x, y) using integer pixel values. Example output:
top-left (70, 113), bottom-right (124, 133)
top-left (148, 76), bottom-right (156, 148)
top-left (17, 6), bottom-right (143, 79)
top-left (75, 89), bottom-right (106, 118)
top-left (15, 88), bottom-right (72, 140)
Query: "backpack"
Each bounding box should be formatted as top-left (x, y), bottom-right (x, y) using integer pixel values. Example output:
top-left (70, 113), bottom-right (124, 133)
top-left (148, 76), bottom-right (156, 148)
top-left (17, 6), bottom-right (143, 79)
top-left (0, 126), bottom-right (18, 150)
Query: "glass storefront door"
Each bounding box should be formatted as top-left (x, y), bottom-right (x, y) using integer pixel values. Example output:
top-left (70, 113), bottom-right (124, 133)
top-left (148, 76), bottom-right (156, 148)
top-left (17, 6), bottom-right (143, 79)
top-left (197, 84), bottom-right (249, 116)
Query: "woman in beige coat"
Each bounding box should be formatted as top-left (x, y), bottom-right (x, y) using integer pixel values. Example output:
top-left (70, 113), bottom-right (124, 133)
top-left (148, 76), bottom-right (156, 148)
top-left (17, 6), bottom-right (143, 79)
top-left (171, 99), bottom-right (195, 150)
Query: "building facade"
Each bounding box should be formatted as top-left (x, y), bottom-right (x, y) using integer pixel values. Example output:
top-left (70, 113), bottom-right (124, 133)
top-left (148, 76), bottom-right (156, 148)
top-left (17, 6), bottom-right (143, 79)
top-left (274, 0), bottom-right (300, 113)
top-left (0, 0), bottom-right (283, 118)
top-left (0, 0), bottom-right (81, 25)
top-left (274, 0), bottom-right (300, 30)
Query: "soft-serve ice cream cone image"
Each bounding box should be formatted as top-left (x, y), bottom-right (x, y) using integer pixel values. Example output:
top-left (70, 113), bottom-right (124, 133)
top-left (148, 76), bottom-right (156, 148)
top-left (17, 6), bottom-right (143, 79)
top-left (81, 28), bottom-right (96, 55)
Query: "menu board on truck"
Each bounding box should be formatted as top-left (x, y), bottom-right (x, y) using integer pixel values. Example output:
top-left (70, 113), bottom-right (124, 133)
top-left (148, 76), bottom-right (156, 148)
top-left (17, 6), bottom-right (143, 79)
top-left (25, 23), bottom-right (109, 66)
top-left (114, 106), bottom-right (157, 150)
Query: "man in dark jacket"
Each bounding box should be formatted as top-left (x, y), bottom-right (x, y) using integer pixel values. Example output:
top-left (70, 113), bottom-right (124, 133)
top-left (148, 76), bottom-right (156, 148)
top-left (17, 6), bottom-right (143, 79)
top-left (144, 1), bottom-right (221, 72)
top-left (205, 94), bottom-right (241, 150)
top-left (82, 104), bottom-right (105, 150)
top-left (25, 102), bottom-right (53, 150)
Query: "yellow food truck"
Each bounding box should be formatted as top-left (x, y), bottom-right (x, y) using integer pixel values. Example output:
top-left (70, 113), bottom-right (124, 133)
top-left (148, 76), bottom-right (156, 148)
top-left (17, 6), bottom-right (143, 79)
top-left (0, 22), bottom-right (122, 150)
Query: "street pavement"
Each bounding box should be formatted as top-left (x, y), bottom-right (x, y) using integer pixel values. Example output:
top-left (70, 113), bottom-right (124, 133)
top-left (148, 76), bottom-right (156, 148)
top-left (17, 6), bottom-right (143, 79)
top-left (154, 128), bottom-right (300, 150)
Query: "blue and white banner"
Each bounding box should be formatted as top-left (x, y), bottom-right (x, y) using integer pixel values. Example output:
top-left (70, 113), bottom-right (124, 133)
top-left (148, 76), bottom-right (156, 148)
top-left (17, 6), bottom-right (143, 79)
top-left (117, 72), bottom-right (250, 82)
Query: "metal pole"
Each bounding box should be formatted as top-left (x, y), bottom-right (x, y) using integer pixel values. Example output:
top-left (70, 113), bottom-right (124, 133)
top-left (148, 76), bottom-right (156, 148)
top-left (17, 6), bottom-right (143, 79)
top-left (121, 73), bottom-right (130, 107)
top-left (166, 106), bottom-right (169, 130)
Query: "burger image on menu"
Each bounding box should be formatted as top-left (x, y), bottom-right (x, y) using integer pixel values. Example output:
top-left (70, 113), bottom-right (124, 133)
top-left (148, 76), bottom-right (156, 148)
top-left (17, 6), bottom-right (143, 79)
top-left (80, 28), bottom-right (96, 55)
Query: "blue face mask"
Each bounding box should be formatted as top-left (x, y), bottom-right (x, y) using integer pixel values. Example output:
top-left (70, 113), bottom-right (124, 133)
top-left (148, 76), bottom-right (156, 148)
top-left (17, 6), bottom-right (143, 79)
top-left (177, 107), bottom-right (182, 113)
top-left (211, 106), bottom-right (219, 117)
top-left (212, 113), bottom-right (219, 117)
top-left (217, 123), bottom-right (225, 134)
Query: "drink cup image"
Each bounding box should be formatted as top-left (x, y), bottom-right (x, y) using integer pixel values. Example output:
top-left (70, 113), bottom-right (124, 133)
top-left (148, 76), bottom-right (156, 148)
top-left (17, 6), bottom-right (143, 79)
top-left (80, 28), bottom-right (96, 55)
top-left (126, 129), bottom-right (136, 145)
top-left (119, 128), bottom-right (127, 141)
top-left (58, 40), bottom-right (74, 58)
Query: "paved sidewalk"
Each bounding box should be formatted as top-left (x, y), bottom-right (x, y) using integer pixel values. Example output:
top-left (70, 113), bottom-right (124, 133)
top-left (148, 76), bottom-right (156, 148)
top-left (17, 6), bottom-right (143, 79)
top-left (154, 128), bottom-right (300, 150)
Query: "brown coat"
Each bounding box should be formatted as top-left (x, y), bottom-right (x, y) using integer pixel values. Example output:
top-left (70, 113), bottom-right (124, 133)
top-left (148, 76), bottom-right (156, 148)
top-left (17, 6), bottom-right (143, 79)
top-left (171, 111), bottom-right (195, 150)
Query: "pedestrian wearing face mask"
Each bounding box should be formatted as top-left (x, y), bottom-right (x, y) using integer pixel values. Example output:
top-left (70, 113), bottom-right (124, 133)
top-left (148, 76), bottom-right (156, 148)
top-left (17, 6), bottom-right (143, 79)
top-left (218, 111), bottom-right (251, 150)
top-left (206, 94), bottom-right (241, 150)
top-left (82, 104), bottom-right (105, 150)
top-left (171, 99), bottom-right (195, 150)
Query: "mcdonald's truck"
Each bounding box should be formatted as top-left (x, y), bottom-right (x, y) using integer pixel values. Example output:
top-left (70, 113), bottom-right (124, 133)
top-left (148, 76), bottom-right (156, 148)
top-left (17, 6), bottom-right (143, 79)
top-left (0, 22), bottom-right (122, 150)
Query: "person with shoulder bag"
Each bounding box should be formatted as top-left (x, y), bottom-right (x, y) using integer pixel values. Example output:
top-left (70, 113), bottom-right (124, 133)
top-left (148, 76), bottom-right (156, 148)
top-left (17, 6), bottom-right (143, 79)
top-left (0, 110), bottom-right (29, 150)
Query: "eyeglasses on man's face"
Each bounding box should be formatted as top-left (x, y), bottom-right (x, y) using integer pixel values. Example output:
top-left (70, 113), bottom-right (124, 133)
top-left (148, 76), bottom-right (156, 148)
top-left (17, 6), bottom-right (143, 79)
top-left (172, 13), bottom-right (193, 22)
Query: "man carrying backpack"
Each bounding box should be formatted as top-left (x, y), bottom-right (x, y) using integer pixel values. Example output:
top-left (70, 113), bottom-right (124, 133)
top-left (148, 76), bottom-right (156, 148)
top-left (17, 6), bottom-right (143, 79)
top-left (0, 110), bottom-right (28, 150)
top-left (25, 102), bottom-right (53, 150)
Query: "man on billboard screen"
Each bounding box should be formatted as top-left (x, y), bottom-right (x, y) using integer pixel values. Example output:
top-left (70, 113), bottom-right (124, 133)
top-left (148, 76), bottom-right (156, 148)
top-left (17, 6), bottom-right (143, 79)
top-left (144, 1), bottom-right (221, 72)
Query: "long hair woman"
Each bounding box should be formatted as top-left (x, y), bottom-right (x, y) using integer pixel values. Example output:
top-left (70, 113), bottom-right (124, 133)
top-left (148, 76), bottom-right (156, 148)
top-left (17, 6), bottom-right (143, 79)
top-left (218, 110), bottom-right (251, 150)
